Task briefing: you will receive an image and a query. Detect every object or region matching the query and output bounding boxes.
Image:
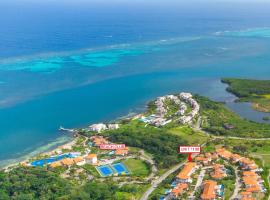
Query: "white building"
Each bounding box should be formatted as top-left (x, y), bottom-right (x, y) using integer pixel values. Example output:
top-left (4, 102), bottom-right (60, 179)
top-left (107, 124), bottom-right (120, 130)
top-left (86, 154), bottom-right (98, 165)
top-left (89, 123), bottom-right (107, 133)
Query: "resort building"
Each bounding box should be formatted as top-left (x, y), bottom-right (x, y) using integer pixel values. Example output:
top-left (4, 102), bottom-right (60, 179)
top-left (211, 164), bottom-right (227, 179)
top-left (201, 180), bottom-right (217, 200)
top-left (86, 154), bottom-right (98, 165)
top-left (176, 162), bottom-right (197, 183)
top-left (73, 156), bottom-right (85, 166)
top-left (107, 124), bottom-right (120, 130)
top-left (50, 161), bottom-right (62, 168)
top-left (61, 158), bottom-right (75, 166)
top-left (115, 147), bottom-right (129, 156)
top-left (89, 123), bottom-right (107, 133)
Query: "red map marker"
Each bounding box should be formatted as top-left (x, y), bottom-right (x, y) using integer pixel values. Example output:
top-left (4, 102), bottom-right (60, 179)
top-left (178, 146), bottom-right (201, 162)
top-left (187, 153), bottom-right (193, 162)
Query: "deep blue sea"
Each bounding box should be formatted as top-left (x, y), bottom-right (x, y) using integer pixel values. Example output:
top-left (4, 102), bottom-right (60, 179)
top-left (1, 0), bottom-right (270, 166)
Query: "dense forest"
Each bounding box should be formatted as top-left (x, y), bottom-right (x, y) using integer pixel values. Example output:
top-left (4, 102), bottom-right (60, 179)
top-left (103, 120), bottom-right (186, 169)
top-left (221, 78), bottom-right (270, 97)
top-left (195, 95), bottom-right (270, 138)
top-left (0, 167), bottom-right (145, 200)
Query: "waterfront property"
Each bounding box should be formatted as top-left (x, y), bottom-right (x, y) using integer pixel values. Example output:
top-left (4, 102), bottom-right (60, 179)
top-left (139, 92), bottom-right (200, 127)
top-left (31, 153), bottom-right (79, 167)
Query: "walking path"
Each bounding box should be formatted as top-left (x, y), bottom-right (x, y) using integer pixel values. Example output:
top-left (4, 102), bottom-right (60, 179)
top-left (189, 168), bottom-right (207, 199)
top-left (140, 162), bottom-right (185, 200)
top-left (140, 143), bottom-right (206, 200)
top-left (230, 167), bottom-right (241, 200)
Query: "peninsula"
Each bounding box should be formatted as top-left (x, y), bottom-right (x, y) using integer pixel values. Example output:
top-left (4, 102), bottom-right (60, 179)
top-left (222, 78), bottom-right (270, 113)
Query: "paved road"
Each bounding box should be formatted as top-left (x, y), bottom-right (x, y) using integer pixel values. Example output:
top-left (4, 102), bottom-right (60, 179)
top-left (230, 167), bottom-right (241, 200)
top-left (140, 162), bottom-right (185, 200)
top-left (189, 168), bottom-right (207, 199)
top-left (140, 144), bottom-right (206, 200)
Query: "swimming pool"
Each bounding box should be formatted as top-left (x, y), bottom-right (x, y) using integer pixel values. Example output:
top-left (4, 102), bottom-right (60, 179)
top-left (31, 153), bottom-right (77, 167)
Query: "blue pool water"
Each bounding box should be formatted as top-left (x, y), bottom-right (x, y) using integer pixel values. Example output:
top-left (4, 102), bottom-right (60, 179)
top-left (31, 153), bottom-right (75, 167)
top-left (1, 0), bottom-right (270, 167)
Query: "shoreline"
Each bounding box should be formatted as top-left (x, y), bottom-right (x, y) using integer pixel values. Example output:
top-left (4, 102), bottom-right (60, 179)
top-left (0, 111), bottom-right (139, 171)
top-left (1, 135), bottom-right (76, 171)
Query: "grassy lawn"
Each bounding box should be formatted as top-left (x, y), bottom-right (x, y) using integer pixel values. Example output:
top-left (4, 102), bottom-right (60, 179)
top-left (262, 94), bottom-right (270, 99)
top-left (115, 184), bottom-right (151, 200)
top-left (82, 164), bottom-right (100, 177)
top-left (123, 158), bottom-right (150, 177)
top-left (168, 126), bottom-right (209, 145)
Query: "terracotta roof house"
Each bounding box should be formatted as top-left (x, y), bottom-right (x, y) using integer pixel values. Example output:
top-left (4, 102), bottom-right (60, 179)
top-left (201, 180), bottom-right (217, 200)
top-left (231, 154), bottom-right (243, 163)
top-left (216, 148), bottom-right (232, 160)
top-left (240, 191), bottom-right (254, 200)
top-left (211, 164), bottom-right (227, 179)
top-left (115, 147), bottom-right (129, 156)
top-left (195, 155), bottom-right (211, 166)
top-left (176, 162), bottom-right (197, 183)
top-left (171, 183), bottom-right (188, 198)
top-left (239, 158), bottom-right (258, 171)
top-left (91, 136), bottom-right (109, 147)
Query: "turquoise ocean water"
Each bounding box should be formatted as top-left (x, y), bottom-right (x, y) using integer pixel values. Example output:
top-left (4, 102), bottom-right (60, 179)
top-left (1, 0), bottom-right (270, 166)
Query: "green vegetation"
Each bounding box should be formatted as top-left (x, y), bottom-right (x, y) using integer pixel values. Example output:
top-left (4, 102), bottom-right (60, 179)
top-left (0, 167), bottom-right (150, 200)
top-left (82, 164), bottom-right (100, 177)
top-left (102, 120), bottom-right (188, 169)
top-left (0, 167), bottom-right (72, 199)
top-left (222, 78), bottom-right (270, 112)
top-left (123, 159), bottom-right (150, 177)
top-left (168, 126), bottom-right (208, 145)
top-left (263, 116), bottom-right (270, 121)
top-left (219, 165), bottom-right (235, 200)
top-left (195, 95), bottom-right (270, 138)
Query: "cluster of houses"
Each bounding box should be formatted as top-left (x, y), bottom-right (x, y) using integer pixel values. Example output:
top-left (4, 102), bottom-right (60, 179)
top-left (169, 162), bottom-right (199, 199)
top-left (178, 93), bottom-right (200, 124)
top-left (164, 148), bottom-right (266, 200)
top-left (88, 123), bottom-right (120, 133)
top-left (139, 92), bottom-right (200, 127)
top-left (216, 148), bottom-right (266, 199)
